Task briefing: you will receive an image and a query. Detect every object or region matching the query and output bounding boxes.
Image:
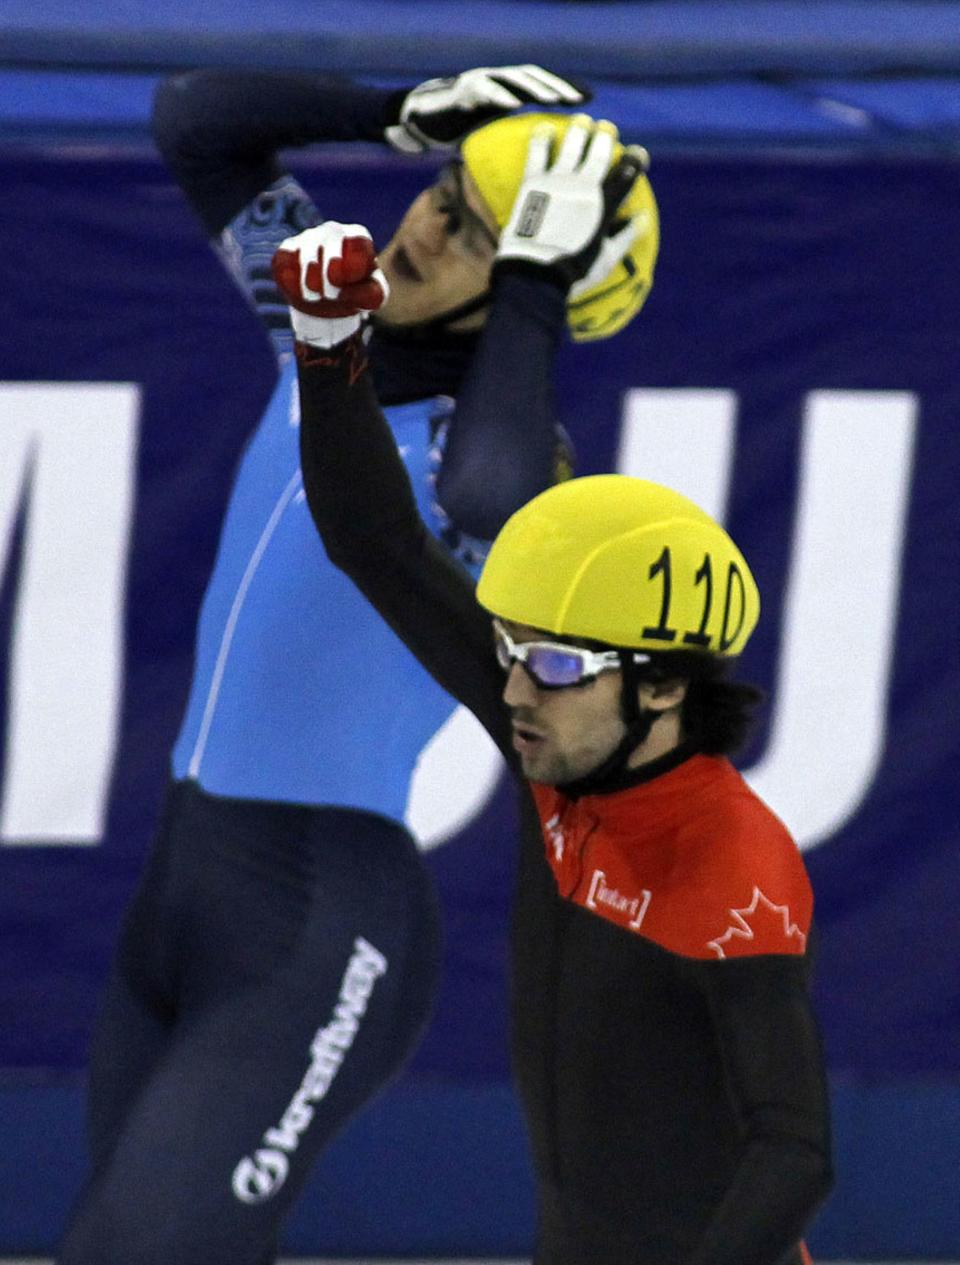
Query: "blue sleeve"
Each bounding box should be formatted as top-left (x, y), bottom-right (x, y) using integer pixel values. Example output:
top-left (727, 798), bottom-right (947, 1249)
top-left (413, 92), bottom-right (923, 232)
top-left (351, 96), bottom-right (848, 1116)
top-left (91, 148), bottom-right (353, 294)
top-left (151, 69), bottom-right (407, 237)
top-left (435, 264), bottom-right (570, 541)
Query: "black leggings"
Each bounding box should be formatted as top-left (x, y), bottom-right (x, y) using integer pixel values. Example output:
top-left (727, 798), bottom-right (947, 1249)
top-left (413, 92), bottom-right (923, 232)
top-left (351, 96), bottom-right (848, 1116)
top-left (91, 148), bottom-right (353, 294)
top-left (58, 780), bottom-right (441, 1265)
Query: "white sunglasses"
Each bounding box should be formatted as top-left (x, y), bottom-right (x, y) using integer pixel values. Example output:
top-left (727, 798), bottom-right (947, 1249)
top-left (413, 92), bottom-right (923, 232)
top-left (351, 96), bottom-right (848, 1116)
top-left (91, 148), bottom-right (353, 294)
top-left (493, 620), bottom-right (649, 690)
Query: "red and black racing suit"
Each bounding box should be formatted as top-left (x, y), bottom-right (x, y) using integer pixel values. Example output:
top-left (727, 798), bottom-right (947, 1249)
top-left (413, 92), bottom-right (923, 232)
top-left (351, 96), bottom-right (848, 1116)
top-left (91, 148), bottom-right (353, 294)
top-left (295, 339), bottom-right (834, 1265)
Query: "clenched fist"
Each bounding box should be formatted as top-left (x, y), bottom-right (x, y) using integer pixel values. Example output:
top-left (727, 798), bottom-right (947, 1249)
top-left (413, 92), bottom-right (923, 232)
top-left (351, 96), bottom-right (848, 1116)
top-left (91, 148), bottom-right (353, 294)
top-left (272, 223), bottom-right (389, 348)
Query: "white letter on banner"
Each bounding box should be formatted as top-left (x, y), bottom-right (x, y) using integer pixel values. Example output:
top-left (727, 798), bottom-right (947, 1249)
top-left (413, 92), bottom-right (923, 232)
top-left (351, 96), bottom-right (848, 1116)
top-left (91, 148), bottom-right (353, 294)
top-left (616, 388), bottom-right (916, 852)
top-left (406, 705), bottom-right (504, 851)
top-left (0, 383), bottom-right (140, 845)
top-left (745, 391), bottom-right (917, 849)
top-left (617, 388), bottom-right (738, 521)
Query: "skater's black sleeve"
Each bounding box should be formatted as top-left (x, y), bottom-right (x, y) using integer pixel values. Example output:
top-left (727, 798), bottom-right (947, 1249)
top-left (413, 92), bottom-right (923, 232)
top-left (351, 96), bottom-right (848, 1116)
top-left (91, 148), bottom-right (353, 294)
top-left (683, 953), bottom-right (834, 1265)
top-left (152, 68), bottom-right (406, 236)
top-left (296, 338), bottom-right (516, 765)
top-left (434, 266), bottom-right (568, 542)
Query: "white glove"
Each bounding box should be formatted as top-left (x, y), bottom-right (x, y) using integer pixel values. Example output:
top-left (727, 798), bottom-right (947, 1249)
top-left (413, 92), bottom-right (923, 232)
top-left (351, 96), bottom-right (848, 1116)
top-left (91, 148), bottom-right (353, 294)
top-left (271, 223), bottom-right (389, 349)
top-left (570, 152), bottom-right (649, 299)
top-left (496, 119), bottom-right (647, 290)
top-left (385, 64), bottom-right (587, 153)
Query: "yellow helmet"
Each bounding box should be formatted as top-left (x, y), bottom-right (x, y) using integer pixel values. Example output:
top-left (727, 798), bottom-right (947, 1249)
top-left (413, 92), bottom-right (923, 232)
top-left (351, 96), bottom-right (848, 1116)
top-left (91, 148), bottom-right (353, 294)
top-left (461, 112), bottom-right (659, 342)
top-left (476, 475), bottom-right (759, 657)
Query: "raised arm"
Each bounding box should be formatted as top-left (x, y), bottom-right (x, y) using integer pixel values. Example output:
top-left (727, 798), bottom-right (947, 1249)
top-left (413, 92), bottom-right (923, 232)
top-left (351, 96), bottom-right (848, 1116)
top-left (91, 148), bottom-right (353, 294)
top-left (151, 70), bottom-right (410, 359)
top-left (434, 118), bottom-right (650, 540)
top-left (272, 224), bottom-right (516, 757)
top-left (151, 66), bottom-right (589, 363)
top-left (435, 268), bottom-right (568, 542)
top-left (151, 65), bottom-right (589, 240)
top-left (151, 70), bottom-right (402, 237)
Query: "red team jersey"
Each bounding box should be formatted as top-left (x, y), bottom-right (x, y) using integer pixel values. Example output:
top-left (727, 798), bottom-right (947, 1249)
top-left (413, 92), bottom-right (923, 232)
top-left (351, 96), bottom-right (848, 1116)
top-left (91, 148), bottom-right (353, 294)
top-left (531, 753), bottom-right (812, 960)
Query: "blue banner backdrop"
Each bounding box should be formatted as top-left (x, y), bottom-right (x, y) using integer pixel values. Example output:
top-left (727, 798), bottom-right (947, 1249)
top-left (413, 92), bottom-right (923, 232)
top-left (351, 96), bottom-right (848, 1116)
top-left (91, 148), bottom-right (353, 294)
top-left (1, 144), bottom-right (959, 1252)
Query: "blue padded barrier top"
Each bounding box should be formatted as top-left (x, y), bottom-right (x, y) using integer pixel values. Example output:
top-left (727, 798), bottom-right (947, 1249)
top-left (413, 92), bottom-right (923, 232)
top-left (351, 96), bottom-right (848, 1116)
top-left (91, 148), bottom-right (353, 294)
top-left (3, 1), bottom-right (960, 78)
top-left (2, 68), bottom-right (960, 150)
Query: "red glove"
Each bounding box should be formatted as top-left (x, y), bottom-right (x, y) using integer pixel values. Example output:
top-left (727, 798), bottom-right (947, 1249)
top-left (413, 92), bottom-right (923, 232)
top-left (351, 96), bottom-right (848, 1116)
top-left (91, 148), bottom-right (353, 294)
top-left (272, 223), bottom-right (390, 348)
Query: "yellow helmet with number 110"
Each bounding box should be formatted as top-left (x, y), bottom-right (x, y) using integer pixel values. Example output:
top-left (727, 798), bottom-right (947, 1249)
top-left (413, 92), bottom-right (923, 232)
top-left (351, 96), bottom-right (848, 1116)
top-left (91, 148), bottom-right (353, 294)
top-left (476, 475), bottom-right (760, 657)
top-left (461, 112), bottom-right (659, 342)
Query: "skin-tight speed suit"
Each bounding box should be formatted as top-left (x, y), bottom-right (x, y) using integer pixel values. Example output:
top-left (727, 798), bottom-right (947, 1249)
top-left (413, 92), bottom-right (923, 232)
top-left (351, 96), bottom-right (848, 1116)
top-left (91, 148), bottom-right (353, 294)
top-left (57, 70), bottom-right (566, 1265)
top-left (293, 336), bottom-right (835, 1265)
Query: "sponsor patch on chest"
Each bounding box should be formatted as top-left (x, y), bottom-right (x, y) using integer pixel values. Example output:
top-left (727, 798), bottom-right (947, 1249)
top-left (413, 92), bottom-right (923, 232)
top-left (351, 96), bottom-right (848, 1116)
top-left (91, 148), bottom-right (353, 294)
top-left (586, 868), bottom-right (652, 932)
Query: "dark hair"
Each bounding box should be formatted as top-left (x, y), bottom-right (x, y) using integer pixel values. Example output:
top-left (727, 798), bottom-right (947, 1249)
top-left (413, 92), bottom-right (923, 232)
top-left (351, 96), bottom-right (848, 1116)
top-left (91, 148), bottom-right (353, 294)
top-left (559, 632), bottom-right (765, 757)
top-left (638, 651), bottom-right (765, 757)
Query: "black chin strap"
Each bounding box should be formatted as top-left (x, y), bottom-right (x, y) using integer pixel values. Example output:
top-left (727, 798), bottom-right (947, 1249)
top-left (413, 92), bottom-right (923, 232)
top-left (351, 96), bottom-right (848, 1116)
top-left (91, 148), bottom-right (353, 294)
top-left (431, 289), bottom-right (493, 329)
top-left (373, 290), bottom-right (493, 343)
top-left (556, 652), bottom-right (658, 799)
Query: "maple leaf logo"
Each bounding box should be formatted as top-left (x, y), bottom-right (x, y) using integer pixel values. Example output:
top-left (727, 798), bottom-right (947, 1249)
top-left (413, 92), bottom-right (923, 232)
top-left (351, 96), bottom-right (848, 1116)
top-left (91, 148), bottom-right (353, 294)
top-left (707, 886), bottom-right (807, 960)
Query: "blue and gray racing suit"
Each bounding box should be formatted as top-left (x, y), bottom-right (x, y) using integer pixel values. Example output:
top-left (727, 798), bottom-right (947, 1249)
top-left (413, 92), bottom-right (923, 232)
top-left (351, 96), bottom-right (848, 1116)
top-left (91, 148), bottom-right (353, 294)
top-left (58, 68), bottom-right (570, 1265)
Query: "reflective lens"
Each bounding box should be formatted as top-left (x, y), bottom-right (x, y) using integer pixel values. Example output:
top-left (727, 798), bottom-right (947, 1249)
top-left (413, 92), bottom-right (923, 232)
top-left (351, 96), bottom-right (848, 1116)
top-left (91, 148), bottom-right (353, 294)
top-left (524, 646), bottom-right (591, 687)
top-left (493, 621), bottom-right (650, 690)
top-left (494, 623), bottom-right (596, 689)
